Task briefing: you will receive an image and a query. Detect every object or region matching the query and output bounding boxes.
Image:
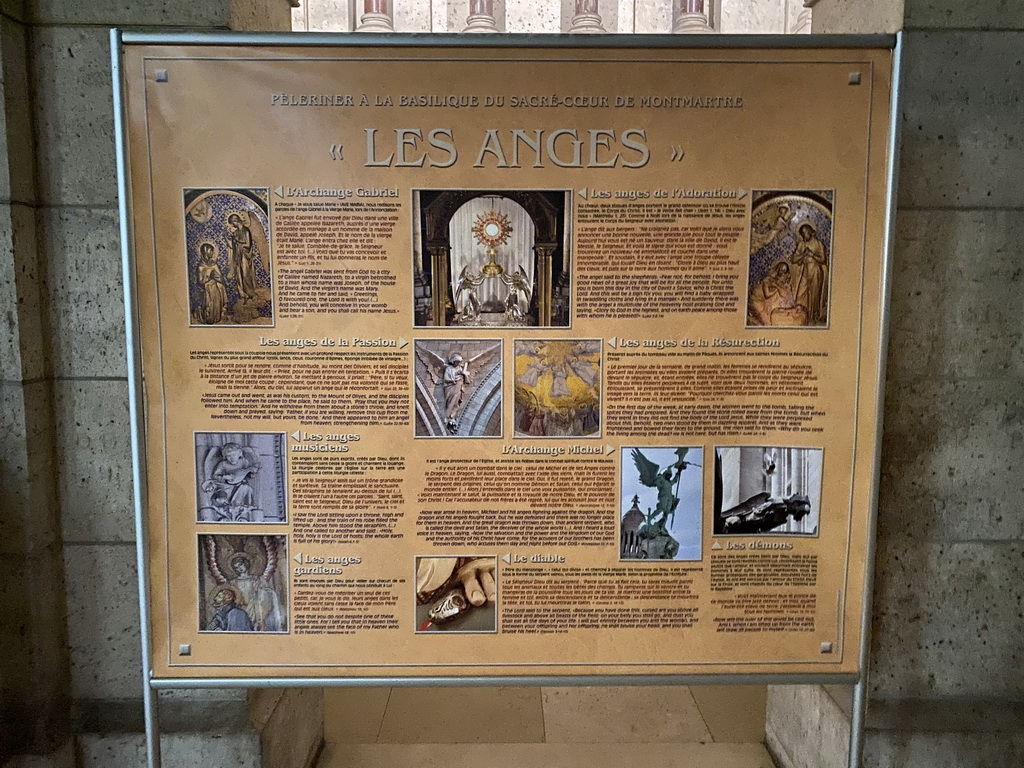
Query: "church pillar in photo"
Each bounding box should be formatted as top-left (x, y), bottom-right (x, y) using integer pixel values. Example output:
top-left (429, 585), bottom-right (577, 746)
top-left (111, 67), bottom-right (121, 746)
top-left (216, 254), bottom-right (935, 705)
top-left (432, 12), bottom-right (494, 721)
top-left (534, 243), bottom-right (556, 327)
top-left (428, 245), bottom-right (451, 326)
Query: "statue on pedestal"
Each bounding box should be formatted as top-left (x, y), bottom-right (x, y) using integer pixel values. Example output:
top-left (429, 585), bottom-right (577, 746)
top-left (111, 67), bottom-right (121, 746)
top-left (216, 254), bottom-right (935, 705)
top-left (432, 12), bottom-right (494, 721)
top-left (628, 448), bottom-right (700, 559)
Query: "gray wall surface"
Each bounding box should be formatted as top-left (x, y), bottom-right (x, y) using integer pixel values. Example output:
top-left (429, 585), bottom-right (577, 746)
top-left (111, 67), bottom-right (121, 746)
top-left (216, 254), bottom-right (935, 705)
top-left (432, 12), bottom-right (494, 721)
top-left (770, 0), bottom-right (1024, 765)
top-left (0, 2), bottom-right (327, 767)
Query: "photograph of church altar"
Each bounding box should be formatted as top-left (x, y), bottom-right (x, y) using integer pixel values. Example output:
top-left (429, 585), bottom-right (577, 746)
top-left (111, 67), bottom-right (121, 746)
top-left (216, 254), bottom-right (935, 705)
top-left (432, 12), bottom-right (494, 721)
top-left (746, 190), bottom-right (833, 328)
top-left (513, 339), bottom-right (601, 438)
top-left (413, 339), bottom-right (503, 438)
top-left (185, 187), bottom-right (273, 326)
top-left (194, 432), bottom-right (287, 523)
top-left (198, 535), bottom-right (288, 633)
top-left (620, 447), bottom-right (703, 561)
top-left (713, 446), bottom-right (823, 536)
top-left (414, 556), bottom-right (498, 634)
top-left (412, 189), bottom-right (571, 328)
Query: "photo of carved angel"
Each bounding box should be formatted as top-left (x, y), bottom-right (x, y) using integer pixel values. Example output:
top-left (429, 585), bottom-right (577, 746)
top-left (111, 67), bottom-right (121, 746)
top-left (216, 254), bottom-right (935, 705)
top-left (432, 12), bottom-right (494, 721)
top-left (513, 339), bottom-right (601, 438)
top-left (414, 339), bottom-right (503, 437)
top-left (194, 432), bottom-right (287, 523)
top-left (185, 188), bottom-right (274, 327)
top-left (198, 535), bottom-right (288, 633)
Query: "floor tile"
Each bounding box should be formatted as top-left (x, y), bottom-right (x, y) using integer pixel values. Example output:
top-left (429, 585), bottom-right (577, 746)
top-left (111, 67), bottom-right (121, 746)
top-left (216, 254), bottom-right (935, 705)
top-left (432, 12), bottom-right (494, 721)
top-left (689, 686), bottom-right (767, 743)
top-left (324, 688), bottom-right (392, 744)
top-left (376, 687), bottom-right (545, 743)
top-left (541, 686), bottom-right (712, 743)
top-left (317, 742), bottom-right (776, 768)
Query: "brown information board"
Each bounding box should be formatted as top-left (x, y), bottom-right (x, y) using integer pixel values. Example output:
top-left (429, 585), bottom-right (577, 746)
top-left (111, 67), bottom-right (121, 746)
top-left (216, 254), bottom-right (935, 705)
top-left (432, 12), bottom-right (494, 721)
top-left (120, 38), bottom-right (895, 681)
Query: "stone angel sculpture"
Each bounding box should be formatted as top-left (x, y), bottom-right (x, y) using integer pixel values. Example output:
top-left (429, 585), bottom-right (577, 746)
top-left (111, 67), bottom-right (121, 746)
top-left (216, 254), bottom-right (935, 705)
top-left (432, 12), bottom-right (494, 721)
top-left (417, 344), bottom-right (502, 435)
top-left (628, 448), bottom-right (698, 559)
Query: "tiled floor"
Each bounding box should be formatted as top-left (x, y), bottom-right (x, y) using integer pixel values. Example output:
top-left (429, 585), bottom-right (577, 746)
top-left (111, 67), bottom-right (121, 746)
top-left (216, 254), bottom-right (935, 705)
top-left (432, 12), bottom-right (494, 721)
top-left (318, 685), bottom-right (773, 767)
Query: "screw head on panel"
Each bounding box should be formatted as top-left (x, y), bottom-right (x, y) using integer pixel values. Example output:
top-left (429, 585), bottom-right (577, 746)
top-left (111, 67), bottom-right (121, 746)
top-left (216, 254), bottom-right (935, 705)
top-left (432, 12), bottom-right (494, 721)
top-left (178, 644), bottom-right (192, 656)
top-left (155, 69), bottom-right (169, 83)
top-left (820, 642), bottom-right (834, 654)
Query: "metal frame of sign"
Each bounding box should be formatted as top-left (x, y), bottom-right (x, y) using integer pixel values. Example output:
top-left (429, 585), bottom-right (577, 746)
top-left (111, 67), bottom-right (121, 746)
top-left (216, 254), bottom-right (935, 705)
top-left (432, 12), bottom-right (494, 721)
top-left (112, 29), bottom-right (902, 768)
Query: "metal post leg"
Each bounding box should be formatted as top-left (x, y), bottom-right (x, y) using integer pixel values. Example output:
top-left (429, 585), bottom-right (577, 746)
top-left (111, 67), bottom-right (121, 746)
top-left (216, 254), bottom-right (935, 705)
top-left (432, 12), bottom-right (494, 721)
top-left (111, 26), bottom-right (162, 768)
top-left (144, 678), bottom-right (161, 768)
top-left (847, 677), bottom-right (867, 768)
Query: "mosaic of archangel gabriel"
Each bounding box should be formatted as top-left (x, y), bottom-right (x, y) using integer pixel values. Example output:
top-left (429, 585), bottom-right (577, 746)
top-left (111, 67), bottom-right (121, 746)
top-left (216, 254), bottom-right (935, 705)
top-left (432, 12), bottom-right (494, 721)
top-left (185, 188), bottom-right (273, 326)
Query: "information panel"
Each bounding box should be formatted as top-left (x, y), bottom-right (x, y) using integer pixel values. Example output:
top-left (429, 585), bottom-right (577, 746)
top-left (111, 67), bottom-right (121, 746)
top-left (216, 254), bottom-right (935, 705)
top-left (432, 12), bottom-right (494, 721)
top-left (120, 38), bottom-right (895, 680)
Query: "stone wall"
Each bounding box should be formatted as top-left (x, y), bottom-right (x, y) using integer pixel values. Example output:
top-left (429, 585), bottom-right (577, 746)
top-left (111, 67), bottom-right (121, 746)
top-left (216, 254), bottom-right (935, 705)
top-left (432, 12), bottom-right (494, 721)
top-left (1, 3), bottom-right (71, 762)
top-left (770, 0), bottom-right (1024, 766)
top-left (1, 2), bottom-right (324, 767)
top-left (11, 1), bottom-right (1021, 766)
top-left (865, 1), bottom-right (1024, 761)
top-left (806, 0), bottom-right (904, 33)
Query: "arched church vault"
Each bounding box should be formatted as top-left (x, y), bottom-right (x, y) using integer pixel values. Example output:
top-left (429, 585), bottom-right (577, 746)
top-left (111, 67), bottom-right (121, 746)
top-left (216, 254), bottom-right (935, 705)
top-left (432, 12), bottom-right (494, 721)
top-left (414, 189), bottom-right (570, 328)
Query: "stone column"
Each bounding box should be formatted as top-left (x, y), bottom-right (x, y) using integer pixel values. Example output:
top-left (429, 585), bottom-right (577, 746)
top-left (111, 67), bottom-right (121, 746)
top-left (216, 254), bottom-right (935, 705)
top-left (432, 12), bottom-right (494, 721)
top-left (464, 0), bottom-right (501, 32)
top-left (769, 2), bottom-right (1024, 767)
top-left (568, 0), bottom-right (608, 33)
top-left (673, 0), bottom-right (715, 33)
top-left (357, 0), bottom-right (396, 31)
